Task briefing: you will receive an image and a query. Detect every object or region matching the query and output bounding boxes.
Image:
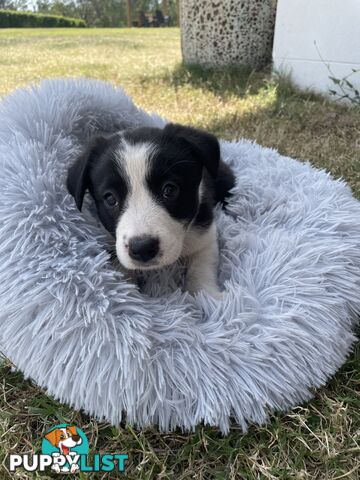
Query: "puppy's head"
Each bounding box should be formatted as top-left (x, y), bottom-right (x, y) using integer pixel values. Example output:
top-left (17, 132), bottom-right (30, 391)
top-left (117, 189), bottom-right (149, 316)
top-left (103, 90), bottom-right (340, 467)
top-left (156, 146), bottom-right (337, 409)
top-left (67, 123), bottom-right (220, 270)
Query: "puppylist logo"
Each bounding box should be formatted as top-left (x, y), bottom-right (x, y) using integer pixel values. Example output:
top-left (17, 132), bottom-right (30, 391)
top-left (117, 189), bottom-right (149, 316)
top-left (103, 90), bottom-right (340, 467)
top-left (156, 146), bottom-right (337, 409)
top-left (9, 424), bottom-right (128, 474)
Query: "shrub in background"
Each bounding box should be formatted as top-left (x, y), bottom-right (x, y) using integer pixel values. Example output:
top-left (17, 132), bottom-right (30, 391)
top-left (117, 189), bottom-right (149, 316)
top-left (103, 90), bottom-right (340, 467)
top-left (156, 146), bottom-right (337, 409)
top-left (0, 9), bottom-right (86, 27)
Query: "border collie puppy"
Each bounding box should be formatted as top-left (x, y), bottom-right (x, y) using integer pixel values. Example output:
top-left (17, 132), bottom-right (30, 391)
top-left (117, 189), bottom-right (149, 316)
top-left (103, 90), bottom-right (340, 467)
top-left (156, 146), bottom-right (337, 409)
top-left (67, 123), bottom-right (235, 298)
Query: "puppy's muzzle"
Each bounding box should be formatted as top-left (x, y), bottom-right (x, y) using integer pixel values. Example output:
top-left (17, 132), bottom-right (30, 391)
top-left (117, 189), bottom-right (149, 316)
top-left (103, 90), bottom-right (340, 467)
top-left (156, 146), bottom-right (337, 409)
top-left (128, 236), bottom-right (159, 263)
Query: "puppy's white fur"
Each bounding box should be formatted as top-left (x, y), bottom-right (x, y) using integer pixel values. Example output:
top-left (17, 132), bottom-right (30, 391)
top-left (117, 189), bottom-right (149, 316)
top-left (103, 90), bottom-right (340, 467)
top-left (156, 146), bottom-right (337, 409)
top-left (114, 141), bottom-right (221, 297)
top-left (115, 141), bottom-right (187, 270)
top-left (182, 223), bottom-right (221, 298)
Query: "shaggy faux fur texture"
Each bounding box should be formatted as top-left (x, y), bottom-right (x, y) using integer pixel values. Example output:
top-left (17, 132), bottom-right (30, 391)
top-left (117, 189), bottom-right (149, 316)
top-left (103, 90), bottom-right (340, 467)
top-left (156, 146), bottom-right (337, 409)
top-left (0, 78), bottom-right (359, 433)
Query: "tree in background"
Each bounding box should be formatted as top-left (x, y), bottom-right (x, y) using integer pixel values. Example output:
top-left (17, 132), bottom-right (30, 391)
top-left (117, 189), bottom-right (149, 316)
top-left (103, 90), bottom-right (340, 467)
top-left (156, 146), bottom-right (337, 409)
top-left (0, 0), bottom-right (28, 9)
top-left (167, 0), bottom-right (178, 25)
top-left (80, 0), bottom-right (128, 27)
top-left (35, 0), bottom-right (127, 26)
top-left (133, 0), bottom-right (178, 26)
top-left (36, 0), bottom-right (79, 18)
top-left (0, 0), bottom-right (178, 27)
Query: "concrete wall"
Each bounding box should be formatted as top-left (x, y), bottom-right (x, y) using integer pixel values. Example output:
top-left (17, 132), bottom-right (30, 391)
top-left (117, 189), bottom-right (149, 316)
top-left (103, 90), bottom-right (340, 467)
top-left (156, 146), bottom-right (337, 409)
top-left (180, 0), bottom-right (277, 69)
top-left (273, 0), bottom-right (360, 99)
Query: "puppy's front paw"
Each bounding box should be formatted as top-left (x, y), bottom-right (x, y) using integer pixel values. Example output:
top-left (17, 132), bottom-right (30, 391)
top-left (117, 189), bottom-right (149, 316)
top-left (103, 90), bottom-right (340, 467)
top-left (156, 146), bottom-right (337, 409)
top-left (186, 280), bottom-right (223, 300)
top-left (202, 285), bottom-right (223, 300)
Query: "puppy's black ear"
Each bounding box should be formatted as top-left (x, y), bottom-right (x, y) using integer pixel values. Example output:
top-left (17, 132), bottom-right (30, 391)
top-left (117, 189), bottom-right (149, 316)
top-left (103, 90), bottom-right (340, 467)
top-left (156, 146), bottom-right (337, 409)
top-left (66, 136), bottom-right (111, 211)
top-left (164, 123), bottom-right (220, 178)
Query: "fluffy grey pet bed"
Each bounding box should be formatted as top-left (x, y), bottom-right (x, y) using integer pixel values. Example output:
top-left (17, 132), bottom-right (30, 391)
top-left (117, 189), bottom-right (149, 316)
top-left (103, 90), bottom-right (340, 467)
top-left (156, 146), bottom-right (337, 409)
top-left (0, 78), bottom-right (359, 433)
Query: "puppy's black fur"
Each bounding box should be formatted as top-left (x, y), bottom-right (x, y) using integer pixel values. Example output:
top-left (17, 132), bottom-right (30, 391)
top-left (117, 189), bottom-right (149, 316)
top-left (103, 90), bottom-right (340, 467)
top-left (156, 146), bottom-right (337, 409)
top-left (67, 123), bottom-right (235, 237)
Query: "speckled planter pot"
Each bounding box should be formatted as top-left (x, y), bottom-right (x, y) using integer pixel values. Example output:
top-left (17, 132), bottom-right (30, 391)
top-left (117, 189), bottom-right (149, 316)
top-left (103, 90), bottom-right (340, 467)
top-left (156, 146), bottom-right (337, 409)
top-left (180, 0), bottom-right (277, 69)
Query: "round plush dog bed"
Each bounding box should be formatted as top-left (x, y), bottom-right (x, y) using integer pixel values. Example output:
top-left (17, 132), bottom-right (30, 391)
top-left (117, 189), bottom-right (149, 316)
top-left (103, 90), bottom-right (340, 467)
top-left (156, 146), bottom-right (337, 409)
top-left (0, 78), bottom-right (359, 433)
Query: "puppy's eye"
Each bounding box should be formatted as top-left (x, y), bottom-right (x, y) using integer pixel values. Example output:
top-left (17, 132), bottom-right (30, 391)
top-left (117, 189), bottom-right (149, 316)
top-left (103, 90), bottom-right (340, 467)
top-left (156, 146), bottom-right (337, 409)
top-left (103, 192), bottom-right (118, 207)
top-left (162, 182), bottom-right (179, 200)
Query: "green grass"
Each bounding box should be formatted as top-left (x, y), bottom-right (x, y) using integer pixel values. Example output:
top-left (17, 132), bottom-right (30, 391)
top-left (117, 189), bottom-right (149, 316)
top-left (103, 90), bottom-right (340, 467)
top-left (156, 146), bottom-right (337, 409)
top-left (0, 28), bottom-right (359, 479)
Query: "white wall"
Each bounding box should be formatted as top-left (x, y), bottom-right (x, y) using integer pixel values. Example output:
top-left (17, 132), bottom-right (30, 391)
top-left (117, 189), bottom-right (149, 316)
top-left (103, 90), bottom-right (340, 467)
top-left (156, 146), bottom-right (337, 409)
top-left (273, 0), bottom-right (360, 100)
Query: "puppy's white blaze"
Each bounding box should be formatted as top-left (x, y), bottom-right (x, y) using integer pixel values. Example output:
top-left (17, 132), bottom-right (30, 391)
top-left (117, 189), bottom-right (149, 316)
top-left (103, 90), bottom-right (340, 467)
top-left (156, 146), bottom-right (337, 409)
top-left (115, 141), bottom-right (186, 269)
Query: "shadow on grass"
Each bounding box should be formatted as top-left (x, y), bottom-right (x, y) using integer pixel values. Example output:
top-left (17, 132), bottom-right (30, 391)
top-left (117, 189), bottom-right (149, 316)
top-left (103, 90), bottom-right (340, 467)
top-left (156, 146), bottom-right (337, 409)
top-left (198, 78), bottom-right (325, 140)
top-left (142, 62), bottom-right (328, 104)
top-left (140, 62), bottom-right (270, 99)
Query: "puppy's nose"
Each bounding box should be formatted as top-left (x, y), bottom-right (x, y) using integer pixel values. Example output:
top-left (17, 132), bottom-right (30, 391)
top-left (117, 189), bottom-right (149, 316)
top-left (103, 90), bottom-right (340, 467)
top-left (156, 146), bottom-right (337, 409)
top-left (72, 435), bottom-right (81, 442)
top-left (128, 236), bottom-right (159, 262)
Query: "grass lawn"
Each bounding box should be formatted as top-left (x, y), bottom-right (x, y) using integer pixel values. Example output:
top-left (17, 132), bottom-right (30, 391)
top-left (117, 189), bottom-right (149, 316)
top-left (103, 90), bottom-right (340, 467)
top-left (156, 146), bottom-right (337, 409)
top-left (0, 28), bottom-right (359, 479)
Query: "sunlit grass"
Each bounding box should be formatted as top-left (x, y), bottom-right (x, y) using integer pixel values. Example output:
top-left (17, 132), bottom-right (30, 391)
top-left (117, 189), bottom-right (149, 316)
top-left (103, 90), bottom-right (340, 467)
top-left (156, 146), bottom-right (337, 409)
top-left (0, 28), bottom-right (359, 480)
